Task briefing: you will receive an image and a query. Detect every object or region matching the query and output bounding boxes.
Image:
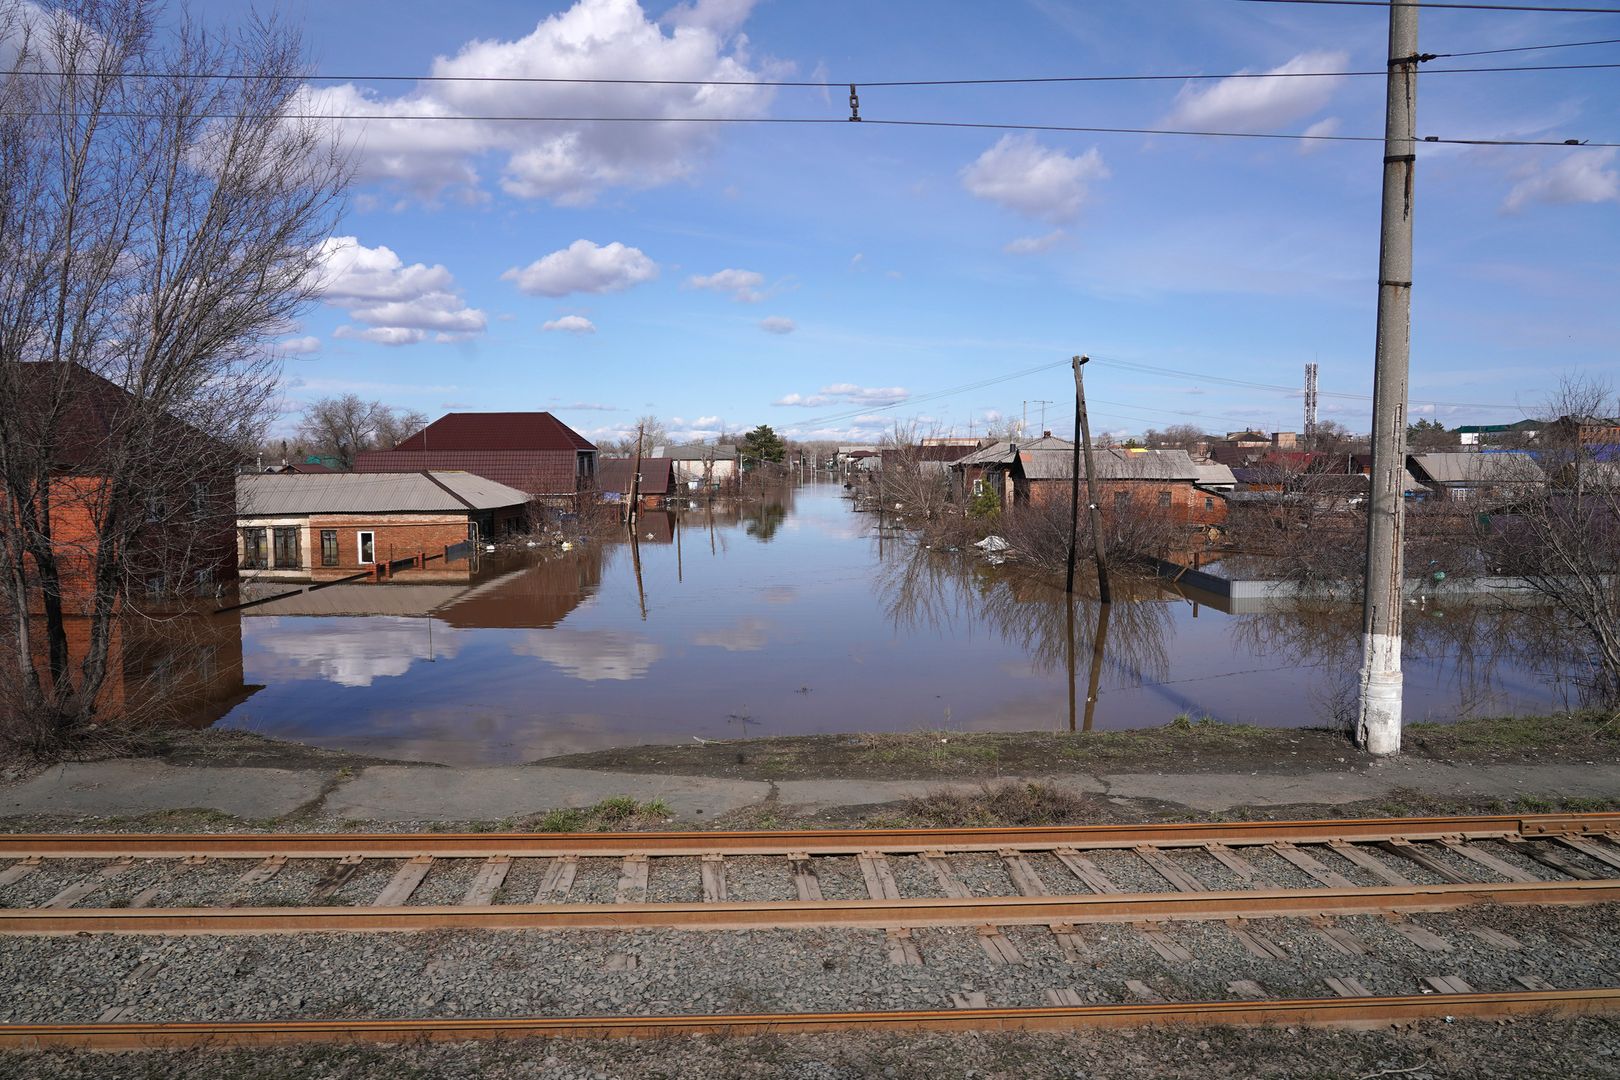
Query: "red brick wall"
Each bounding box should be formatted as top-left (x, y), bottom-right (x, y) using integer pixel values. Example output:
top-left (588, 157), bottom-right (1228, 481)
top-left (307, 514), bottom-right (473, 581)
top-left (1027, 479), bottom-right (1227, 526)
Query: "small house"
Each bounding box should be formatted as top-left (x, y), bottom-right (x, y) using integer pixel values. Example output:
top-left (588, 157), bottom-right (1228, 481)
top-left (235, 471), bottom-right (531, 583)
top-left (353, 411), bottom-right (597, 505)
top-left (657, 444), bottom-right (739, 488)
top-left (1407, 452), bottom-right (1541, 501)
top-left (597, 458), bottom-right (673, 509)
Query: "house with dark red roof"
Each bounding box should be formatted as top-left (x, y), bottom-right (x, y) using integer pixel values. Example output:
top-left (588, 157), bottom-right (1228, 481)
top-left (352, 412), bottom-right (597, 503)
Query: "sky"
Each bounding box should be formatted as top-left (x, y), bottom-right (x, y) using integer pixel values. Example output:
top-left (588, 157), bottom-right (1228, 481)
top-left (188, 0), bottom-right (1620, 446)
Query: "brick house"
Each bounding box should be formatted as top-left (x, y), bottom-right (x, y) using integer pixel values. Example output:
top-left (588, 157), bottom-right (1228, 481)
top-left (1014, 447), bottom-right (1226, 527)
top-left (352, 412), bottom-right (597, 504)
top-left (948, 435), bottom-right (1072, 506)
top-left (235, 471), bottom-right (531, 584)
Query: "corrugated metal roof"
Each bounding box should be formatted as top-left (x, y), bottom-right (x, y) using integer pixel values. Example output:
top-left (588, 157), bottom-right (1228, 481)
top-left (951, 435), bottom-right (1074, 467)
top-left (237, 471), bottom-right (531, 515)
top-left (1193, 462), bottom-right (1237, 486)
top-left (655, 444), bottom-right (738, 460)
top-left (1018, 448), bottom-right (1197, 481)
top-left (391, 412), bottom-right (595, 452)
top-left (1410, 452), bottom-right (1540, 485)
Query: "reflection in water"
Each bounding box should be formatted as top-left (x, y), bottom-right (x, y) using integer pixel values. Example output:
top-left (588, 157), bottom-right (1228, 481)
top-left (194, 483), bottom-right (1580, 764)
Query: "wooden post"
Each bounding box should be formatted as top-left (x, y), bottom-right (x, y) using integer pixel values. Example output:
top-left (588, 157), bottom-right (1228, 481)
top-left (1067, 355), bottom-right (1111, 602)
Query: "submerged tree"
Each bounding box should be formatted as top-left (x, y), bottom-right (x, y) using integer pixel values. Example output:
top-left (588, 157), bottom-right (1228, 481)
top-left (0, 0), bottom-right (348, 753)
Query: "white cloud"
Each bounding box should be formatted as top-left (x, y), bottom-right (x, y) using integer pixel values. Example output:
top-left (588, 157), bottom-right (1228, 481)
top-left (543, 315), bottom-right (598, 333)
top-left (1004, 230), bottom-right (1066, 255)
top-left (311, 237), bottom-right (486, 346)
top-left (1165, 51), bottom-right (1348, 132)
top-left (759, 315), bottom-right (796, 334)
top-left (960, 135), bottom-right (1108, 224)
top-left (302, 0), bottom-right (776, 205)
top-left (281, 335), bottom-right (321, 355)
top-left (774, 383), bottom-right (908, 408)
top-left (514, 629), bottom-right (663, 681)
top-left (1298, 116), bottom-right (1341, 154)
top-left (503, 240), bottom-right (658, 297)
top-left (686, 267), bottom-right (765, 302)
top-left (1503, 148), bottom-right (1620, 213)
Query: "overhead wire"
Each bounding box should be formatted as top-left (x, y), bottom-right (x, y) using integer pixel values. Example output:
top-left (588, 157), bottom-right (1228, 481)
top-left (5, 59), bottom-right (1619, 86)
top-left (1235, 0), bottom-right (1620, 13)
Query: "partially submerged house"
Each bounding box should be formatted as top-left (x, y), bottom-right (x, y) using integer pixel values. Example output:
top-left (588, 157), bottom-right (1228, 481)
top-left (948, 435), bottom-right (1074, 505)
top-left (353, 412), bottom-right (597, 505)
top-left (596, 458), bottom-right (673, 509)
top-left (657, 444), bottom-right (739, 488)
top-left (1012, 447), bottom-right (1224, 526)
top-left (235, 471), bottom-right (531, 583)
top-left (1407, 452), bottom-right (1541, 501)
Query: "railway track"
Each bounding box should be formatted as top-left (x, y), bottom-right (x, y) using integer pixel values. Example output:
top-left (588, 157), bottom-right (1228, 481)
top-left (3, 813), bottom-right (1619, 1051)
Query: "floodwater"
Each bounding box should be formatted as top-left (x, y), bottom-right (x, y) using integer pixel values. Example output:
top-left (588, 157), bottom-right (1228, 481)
top-left (209, 482), bottom-right (1579, 765)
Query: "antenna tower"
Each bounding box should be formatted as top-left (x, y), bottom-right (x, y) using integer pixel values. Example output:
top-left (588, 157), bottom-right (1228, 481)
top-left (1304, 362), bottom-right (1319, 443)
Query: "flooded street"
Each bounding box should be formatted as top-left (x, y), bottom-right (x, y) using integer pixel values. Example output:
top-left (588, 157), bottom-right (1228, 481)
top-left (213, 483), bottom-right (1578, 764)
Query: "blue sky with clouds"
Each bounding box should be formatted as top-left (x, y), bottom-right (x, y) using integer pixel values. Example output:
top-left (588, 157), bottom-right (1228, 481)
top-left (206, 0), bottom-right (1619, 445)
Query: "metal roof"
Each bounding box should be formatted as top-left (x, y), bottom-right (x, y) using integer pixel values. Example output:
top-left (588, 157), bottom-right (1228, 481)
top-left (655, 444), bottom-right (738, 460)
top-left (237, 471), bottom-right (531, 515)
top-left (1193, 462), bottom-right (1238, 486)
top-left (950, 435), bottom-right (1075, 467)
top-left (391, 412), bottom-right (595, 452)
top-left (597, 457), bottom-right (673, 496)
top-left (1017, 448), bottom-right (1198, 481)
top-left (1409, 452), bottom-right (1540, 485)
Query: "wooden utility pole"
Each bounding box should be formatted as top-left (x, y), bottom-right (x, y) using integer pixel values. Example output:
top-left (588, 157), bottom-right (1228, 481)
top-left (1066, 355), bottom-right (1111, 602)
top-left (628, 424), bottom-right (644, 526)
top-left (1358, 0), bottom-right (1419, 756)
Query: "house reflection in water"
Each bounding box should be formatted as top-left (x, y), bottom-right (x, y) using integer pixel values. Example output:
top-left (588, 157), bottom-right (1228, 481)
top-left (27, 606), bottom-right (260, 731)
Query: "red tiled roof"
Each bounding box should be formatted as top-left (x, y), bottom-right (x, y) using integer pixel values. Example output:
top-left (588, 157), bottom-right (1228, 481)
top-left (392, 412), bottom-right (595, 453)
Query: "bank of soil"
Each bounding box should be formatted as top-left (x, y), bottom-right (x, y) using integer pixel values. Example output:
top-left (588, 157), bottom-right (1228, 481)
top-left (535, 710), bottom-right (1620, 782)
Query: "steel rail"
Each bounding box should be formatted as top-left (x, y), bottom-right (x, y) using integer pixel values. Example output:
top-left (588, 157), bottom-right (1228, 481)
top-left (7, 879), bottom-right (1618, 936)
top-left (1, 812), bottom-right (1615, 859)
top-left (4, 989), bottom-right (1618, 1050)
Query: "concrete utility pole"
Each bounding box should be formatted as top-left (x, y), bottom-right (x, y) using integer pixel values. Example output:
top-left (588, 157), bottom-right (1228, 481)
top-left (1357, 0), bottom-right (1418, 756)
top-left (629, 424), bottom-right (644, 526)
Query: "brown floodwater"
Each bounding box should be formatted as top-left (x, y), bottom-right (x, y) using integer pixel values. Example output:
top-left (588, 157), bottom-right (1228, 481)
top-left (202, 482), bottom-right (1580, 765)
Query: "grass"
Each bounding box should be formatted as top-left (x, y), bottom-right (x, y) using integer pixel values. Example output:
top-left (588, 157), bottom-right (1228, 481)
top-left (530, 797), bottom-right (673, 833)
top-left (1405, 708), bottom-right (1619, 758)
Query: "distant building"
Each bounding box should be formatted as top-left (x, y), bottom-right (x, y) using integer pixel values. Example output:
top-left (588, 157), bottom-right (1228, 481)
top-left (1407, 451), bottom-right (1541, 501)
top-left (1456, 419), bottom-right (1540, 447)
top-left (1011, 447), bottom-right (1224, 527)
top-left (235, 471), bottom-right (531, 584)
top-left (353, 412), bottom-right (596, 504)
top-left (656, 444), bottom-right (739, 488)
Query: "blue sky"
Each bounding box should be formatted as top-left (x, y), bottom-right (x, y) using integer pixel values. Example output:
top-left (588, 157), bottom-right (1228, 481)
top-left (207, 0), bottom-right (1619, 445)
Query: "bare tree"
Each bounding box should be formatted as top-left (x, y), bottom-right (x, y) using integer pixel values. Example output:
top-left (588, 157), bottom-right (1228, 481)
top-left (0, 0), bottom-right (348, 754)
top-left (295, 394), bottom-right (425, 467)
top-left (1477, 376), bottom-right (1620, 705)
top-left (876, 422), bottom-right (952, 520)
top-left (1143, 424), bottom-right (1207, 452)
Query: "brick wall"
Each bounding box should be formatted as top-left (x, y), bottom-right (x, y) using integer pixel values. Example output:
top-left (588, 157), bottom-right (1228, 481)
top-left (1027, 479), bottom-right (1227, 527)
top-left (237, 513), bottom-right (480, 583)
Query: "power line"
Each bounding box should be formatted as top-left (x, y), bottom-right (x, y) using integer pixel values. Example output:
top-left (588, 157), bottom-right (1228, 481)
top-left (1236, 0), bottom-right (1620, 12)
top-left (6, 59), bottom-right (1619, 86)
top-left (7, 109), bottom-right (1608, 147)
top-left (1432, 36), bottom-right (1620, 56)
top-left (1095, 356), bottom-right (1531, 411)
top-left (793, 360), bottom-right (1073, 428)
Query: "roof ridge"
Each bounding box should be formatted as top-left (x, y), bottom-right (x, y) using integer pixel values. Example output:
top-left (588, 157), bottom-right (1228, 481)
top-left (418, 470), bottom-right (477, 511)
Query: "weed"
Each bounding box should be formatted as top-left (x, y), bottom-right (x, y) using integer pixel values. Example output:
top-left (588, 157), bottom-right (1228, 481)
top-left (903, 781), bottom-right (1097, 828)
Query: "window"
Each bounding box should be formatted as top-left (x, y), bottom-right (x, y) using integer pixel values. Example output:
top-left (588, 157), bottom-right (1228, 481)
top-left (241, 528), bottom-right (267, 569)
top-left (972, 478), bottom-right (987, 496)
top-left (1158, 491), bottom-right (1172, 508)
top-left (190, 483), bottom-right (207, 518)
top-left (357, 530), bottom-right (375, 564)
top-left (1204, 497), bottom-right (1215, 510)
top-left (320, 529), bottom-right (338, 567)
top-left (272, 527), bottom-right (300, 569)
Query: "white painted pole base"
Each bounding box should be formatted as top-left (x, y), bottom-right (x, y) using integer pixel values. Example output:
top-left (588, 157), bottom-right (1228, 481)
top-left (1358, 631), bottom-right (1403, 755)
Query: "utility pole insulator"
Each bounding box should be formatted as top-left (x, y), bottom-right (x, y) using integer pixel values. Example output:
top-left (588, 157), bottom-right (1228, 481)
top-left (848, 84), bottom-right (861, 122)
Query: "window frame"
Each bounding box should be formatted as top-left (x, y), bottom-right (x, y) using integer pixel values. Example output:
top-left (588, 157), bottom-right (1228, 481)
top-left (272, 527), bottom-right (301, 570)
top-left (357, 530), bottom-right (376, 564)
top-left (240, 527), bottom-right (268, 570)
top-left (320, 529), bottom-right (339, 567)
